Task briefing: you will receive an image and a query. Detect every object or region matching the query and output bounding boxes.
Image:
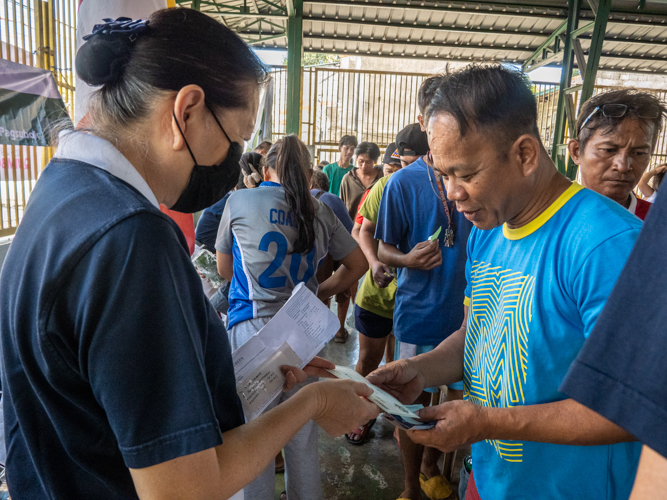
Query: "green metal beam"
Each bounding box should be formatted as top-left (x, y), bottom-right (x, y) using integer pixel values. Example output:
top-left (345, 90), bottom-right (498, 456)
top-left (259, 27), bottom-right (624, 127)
top-left (192, 0), bottom-right (200, 10)
top-left (551, 0), bottom-right (581, 171)
top-left (579, 0), bottom-right (612, 107)
top-left (207, 11), bottom-right (287, 19)
top-left (306, 0), bottom-right (565, 22)
top-left (285, 0), bottom-right (303, 136)
top-left (304, 0), bottom-right (667, 23)
top-left (521, 20), bottom-right (567, 72)
top-left (245, 33), bottom-right (288, 45)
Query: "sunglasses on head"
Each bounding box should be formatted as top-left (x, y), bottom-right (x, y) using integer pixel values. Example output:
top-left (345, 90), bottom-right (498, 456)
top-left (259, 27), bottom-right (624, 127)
top-left (579, 103), bottom-right (661, 133)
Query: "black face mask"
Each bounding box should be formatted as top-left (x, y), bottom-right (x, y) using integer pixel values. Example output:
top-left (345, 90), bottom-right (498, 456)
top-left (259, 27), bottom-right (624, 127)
top-left (170, 107), bottom-right (243, 213)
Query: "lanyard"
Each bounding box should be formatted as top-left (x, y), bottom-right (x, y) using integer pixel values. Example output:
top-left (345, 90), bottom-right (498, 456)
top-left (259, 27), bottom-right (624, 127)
top-left (426, 154), bottom-right (456, 247)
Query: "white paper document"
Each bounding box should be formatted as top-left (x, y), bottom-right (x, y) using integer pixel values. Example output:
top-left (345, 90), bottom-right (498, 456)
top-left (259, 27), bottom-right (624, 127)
top-left (326, 365), bottom-right (437, 430)
top-left (233, 282), bottom-right (339, 419)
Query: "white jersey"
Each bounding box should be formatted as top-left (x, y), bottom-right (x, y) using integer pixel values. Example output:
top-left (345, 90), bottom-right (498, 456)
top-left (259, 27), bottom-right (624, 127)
top-left (216, 181), bottom-right (358, 329)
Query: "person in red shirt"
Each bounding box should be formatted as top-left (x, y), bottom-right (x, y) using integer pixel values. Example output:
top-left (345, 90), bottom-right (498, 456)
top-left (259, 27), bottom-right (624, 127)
top-left (568, 89), bottom-right (667, 220)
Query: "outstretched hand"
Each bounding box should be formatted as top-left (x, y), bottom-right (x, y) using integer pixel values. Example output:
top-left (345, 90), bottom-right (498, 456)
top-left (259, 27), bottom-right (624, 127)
top-left (312, 380), bottom-right (380, 436)
top-left (366, 359), bottom-right (425, 404)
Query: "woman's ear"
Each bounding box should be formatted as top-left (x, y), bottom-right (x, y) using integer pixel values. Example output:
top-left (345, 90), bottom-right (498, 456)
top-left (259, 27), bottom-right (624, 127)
top-left (171, 84), bottom-right (207, 151)
top-left (263, 166), bottom-right (271, 182)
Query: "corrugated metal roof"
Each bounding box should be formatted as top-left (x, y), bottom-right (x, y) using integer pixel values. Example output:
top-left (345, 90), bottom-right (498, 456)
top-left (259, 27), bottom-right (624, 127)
top-left (176, 0), bottom-right (667, 74)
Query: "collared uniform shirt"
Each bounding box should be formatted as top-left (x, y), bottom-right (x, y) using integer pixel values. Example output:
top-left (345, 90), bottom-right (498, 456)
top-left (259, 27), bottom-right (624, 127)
top-left (0, 131), bottom-right (244, 499)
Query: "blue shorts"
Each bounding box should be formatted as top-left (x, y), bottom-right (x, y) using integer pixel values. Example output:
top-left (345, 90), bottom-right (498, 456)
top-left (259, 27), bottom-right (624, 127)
top-left (355, 305), bottom-right (393, 339)
top-left (394, 340), bottom-right (464, 392)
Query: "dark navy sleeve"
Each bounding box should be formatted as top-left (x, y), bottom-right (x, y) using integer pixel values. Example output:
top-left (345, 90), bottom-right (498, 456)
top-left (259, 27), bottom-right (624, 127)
top-left (561, 188), bottom-right (667, 458)
top-left (195, 193), bottom-right (229, 251)
top-left (56, 212), bottom-right (242, 469)
top-left (195, 209), bottom-right (222, 251)
top-left (320, 193), bottom-right (354, 233)
top-left (374, 174), bottom-right (407, 246)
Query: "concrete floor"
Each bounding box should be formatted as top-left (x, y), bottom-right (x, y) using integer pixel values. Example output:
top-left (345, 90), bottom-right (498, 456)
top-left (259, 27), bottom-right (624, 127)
top-left (273, 303), bottom-right (468, 500)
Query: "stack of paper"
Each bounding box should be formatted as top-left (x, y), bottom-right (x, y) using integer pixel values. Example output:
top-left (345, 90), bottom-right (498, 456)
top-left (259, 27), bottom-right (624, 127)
top-left (232, 282), bottom-right (340, 420)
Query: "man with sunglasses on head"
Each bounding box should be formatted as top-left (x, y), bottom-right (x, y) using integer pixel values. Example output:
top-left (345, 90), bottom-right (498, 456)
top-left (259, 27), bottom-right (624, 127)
top-left (569, 89), bottom-right (667, 220)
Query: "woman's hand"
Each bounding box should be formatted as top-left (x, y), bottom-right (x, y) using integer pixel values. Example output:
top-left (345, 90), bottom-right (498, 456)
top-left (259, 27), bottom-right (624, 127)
top-left (308, 380), bottom-right (380, 436)
top-left (280, 357), bottom-right (336, 391)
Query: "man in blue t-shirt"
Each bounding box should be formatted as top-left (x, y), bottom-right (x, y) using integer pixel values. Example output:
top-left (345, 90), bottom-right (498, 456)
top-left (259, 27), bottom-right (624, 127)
top-left (375, 122), bottom-right (472, 500)
top-left (368, 65), bottom-right (643, 500)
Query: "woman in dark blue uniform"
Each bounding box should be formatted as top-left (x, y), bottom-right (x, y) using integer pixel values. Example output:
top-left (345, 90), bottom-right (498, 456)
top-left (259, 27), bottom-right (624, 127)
top-left (0, 9), bottom-right (377, 500)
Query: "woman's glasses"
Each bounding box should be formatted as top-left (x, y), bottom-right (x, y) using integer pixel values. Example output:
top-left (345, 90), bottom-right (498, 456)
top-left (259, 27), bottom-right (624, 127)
top-left (579, 103), bottom-right (661, 133)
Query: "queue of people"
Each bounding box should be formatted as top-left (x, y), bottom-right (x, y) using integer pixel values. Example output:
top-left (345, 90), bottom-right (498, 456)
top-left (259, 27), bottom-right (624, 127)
top-left (0, 7), bottom-right (666, 500)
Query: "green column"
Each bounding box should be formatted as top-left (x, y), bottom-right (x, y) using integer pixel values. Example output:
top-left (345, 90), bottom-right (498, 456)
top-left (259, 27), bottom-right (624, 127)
top-left (285, 0), bottom-right (303, 136)
top-left (192, 0), bottom-right (200, 10)
top-left (551, 0), bottom-right (581, 169)
top-left (578, 0), bottom-right (611, 107)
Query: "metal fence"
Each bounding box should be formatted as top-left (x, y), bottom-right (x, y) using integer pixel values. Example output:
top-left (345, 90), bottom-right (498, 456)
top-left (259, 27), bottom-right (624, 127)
top-left (269, 67), bottom-right (667, 174)
top-left (0, 0), bottom-right (76, 237)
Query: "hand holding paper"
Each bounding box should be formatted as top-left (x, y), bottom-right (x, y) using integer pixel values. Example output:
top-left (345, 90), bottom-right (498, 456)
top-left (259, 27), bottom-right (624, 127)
top-left (405, 239), bottom-right (442, 270)
top-left (232, 283), bottom-right (340, 420)
top-left (281, 356), bottom-right (336, 392)
top-left (406, 400), bottom-right (490, 452)
top-left (326, 366), bottom-right (436, 430)
top-left (366, 359), bottom-right (427, 405)
top-left (309, 379), bottom-right (380, 437)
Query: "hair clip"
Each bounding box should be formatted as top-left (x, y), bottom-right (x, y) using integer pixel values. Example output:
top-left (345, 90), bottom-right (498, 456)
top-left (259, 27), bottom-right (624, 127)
top-left (83, 17), bottom-right (150, 43)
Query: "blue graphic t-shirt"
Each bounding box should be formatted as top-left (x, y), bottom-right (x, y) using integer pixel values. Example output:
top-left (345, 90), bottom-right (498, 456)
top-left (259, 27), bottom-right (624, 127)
top-left (375, 157), bottom-right (472, 344)
top-left (463, 183), bottom-right (642, 500)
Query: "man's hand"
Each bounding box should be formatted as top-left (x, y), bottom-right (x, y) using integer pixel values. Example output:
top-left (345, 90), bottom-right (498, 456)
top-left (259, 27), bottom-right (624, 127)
top-left (366, 359), bottom-right (425, 404)
top-left (405, 240), bottom-right (442, 270)
top-left (371, 261), bottom-right (394, 288)
top-left (310, 380), bottom-right (380, 436)
top-left (407, 400), bottom-right (490, 453)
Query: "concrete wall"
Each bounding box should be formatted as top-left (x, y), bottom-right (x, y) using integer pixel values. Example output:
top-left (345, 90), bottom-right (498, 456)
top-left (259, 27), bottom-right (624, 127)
top-left (340, 56), bottom-right (467, 75)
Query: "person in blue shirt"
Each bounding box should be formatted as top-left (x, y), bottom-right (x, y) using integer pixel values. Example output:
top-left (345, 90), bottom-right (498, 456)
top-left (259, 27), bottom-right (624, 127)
top-left (195, 191), bottom-right (233, 252)
top-left (310, 169), bottom-right (354, 233)
top-left (375, 120), bottom-right (472, 500)
top-left (215, 135), bottom-right (368, 500)
top-left (369, 64), bottom-right (643, 500)
top-left (0, 10), bottom-right (378, 500)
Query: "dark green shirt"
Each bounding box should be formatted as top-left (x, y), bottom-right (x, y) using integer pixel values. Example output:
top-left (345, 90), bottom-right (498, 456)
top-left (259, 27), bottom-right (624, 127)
top-left (323, 161), bottom-right (354, 197)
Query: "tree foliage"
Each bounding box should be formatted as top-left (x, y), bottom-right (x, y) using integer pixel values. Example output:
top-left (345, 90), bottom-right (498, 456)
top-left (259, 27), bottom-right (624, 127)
top-left (282, 52), bottom-right (341, 66)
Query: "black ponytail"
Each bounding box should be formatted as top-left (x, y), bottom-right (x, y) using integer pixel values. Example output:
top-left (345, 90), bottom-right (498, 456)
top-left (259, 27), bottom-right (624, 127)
top-left (265, 136), bottom-right (316, 255)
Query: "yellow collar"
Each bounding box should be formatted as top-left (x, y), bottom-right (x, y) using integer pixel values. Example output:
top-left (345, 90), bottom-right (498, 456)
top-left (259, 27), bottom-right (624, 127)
top-left (503, 183), bottom-right (584, 240)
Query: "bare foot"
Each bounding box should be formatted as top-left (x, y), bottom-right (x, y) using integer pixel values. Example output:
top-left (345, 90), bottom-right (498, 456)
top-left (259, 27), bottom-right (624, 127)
top-left (347, 427), bottom-right (363, 442)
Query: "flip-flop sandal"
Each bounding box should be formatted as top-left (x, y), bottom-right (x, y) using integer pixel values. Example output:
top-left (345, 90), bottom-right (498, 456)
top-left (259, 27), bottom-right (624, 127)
top-left (345, 418), bottom-right (376, 445)
top-left (419, 472), bottom-right (453, 500)
top-left (275, 463), bottom-right (285, 473)
top-left (334, 328), bottom-right (349, 343)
